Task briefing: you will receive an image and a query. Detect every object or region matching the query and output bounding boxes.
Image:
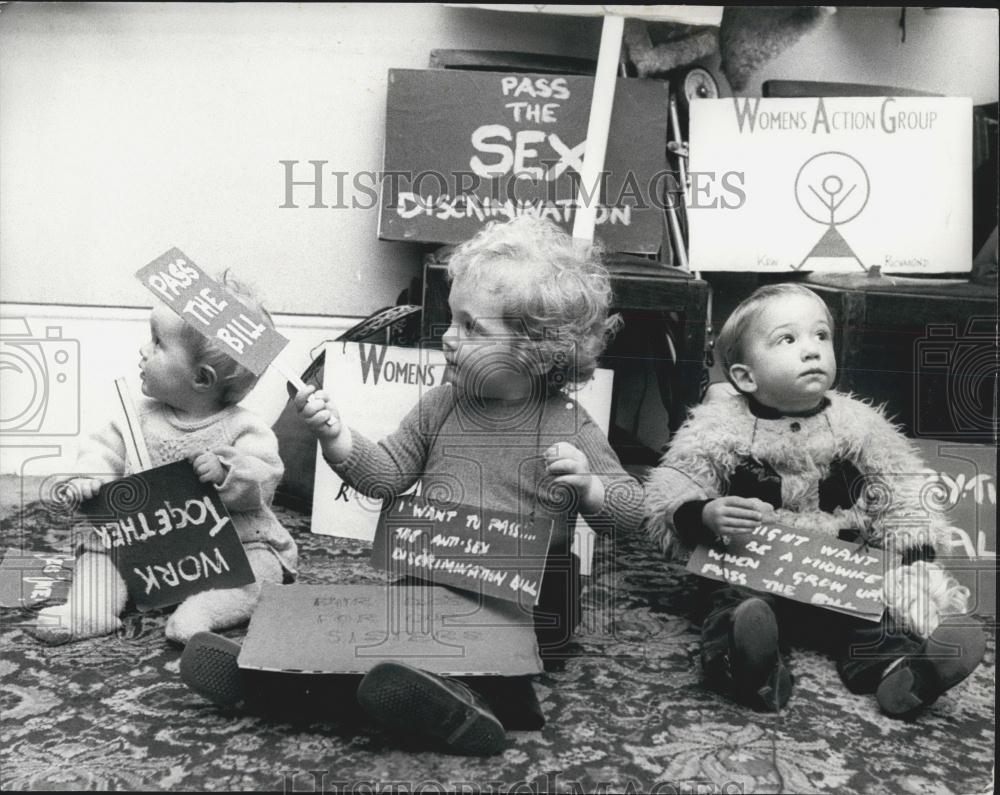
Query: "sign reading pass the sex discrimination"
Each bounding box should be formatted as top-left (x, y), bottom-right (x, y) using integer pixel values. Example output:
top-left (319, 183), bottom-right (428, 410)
top-left (372, 492), bottom-right (554, 605)
top-left (80, 461), bottom-right (255, 611)
top-left (135, 248), bottom-right (289, 375)
top-left (686, 521), bottom-right (885, 622)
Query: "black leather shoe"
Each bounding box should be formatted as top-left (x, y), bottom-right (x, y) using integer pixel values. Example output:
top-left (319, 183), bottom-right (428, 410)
top-left (357, 661), bottom-right (506, 756)
top-left (180, 632), bottom-right (245, 708)
top-left (876, 623), bottom-right (987, 719)
top-left (730, 597), bottom-right (792, 711)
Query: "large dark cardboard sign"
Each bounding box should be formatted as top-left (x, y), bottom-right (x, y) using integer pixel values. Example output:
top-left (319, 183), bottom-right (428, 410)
top-left (372, 492), bottom-right (553, 605)
top-left (238, 583), bottom-right (543, 676)
top-left (687, 521), bottom-right (885, 621)
top-left (80, 461), bottom-right (254, 610)
top-left (379, 68), bottom-right (669, 253)
top-left (135, 248), bottom-right (289, 376)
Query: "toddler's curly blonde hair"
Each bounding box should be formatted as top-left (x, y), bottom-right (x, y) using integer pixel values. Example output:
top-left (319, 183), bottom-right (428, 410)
top-left (446, 215), bottom-right (621, 393)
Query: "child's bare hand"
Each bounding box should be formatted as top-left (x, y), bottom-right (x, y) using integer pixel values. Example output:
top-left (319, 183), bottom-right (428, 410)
top-left (544, 442), bottom-right (604, 514)
top-left (190, 451), bottom-right (226, 486)
top-left (702, 497), bottom-right (774, 540)
top-left (67, 477), bottom-right (103, 502)
top-left (294, 387), bottom-right (342, 440)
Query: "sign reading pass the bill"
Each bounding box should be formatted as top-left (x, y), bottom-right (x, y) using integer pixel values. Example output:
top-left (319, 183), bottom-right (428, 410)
top-left (686, 521), bottom-right (886, 621)
top-left (80, 461), bottom-right (255, 611)
top-left (372, 492), bottom-right (554, 605)
top-left (135, 248), bottom-right (289, 376)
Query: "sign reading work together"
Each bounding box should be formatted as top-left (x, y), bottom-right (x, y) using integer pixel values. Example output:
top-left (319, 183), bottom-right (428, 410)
top-left (688, 97), bottom-right (971, 273)
top-left (379, 68), bottom-right (670, 253)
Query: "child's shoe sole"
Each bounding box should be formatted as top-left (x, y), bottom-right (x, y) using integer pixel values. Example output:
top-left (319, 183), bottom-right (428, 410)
top-left (180, 632), bottom-right (245, 708)
top-left (357, 661), bottom-right (506, 756)
top-left (731, 597), bottom-right (791, 711)
top-left (876, 623), bottom-right (987, 718)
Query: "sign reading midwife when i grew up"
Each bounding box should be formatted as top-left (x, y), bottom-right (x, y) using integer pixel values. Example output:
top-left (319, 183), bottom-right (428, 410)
top-left (687, 521), bottom-right (885, 622)
top-left (687, 97), bottom-right (972, 273)
top-left (135, 248), bottom-right (289, 375)
top-left (80, 461), bottom-right (255, 610)
top-left (379, 69), bottom-right (670, 253)
top-left (372, 492), bottom-right (554, 606)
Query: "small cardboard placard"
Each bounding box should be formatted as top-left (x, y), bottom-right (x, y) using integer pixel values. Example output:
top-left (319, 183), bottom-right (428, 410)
top-left (0, 549), bottom-right (74, 608)
top-left (686, 522), bottom-right (885, 621)
top-left (80, 460), bottom-right (254, 611)
top-left (372, 493), bottom-right (554, 605)
top-left (135, 247), bottom-right (289, 376)
top-left (238, 583), bottom-right (543, 676)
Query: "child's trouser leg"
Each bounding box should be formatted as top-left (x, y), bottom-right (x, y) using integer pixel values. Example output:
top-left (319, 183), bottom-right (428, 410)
top-left (30, 552), bottom-right (127, 644)
top-left (699, 581), bottom-right (791, 710)
top-left (835, 614), bottom-right (925, 694)
top-left (166, 546), bottom-right (282, 644)
top-left (533, 552), bottom-right (582, 671)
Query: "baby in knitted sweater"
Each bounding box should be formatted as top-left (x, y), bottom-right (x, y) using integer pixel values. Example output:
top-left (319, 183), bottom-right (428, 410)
top-left (30, 275), bottom-right (296, 646)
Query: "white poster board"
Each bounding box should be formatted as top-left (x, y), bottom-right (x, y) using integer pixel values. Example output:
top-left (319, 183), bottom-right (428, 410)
top-left (311, 342), bottom-right (614, 574)
top-left (688, 97), bottom-right (972, 274)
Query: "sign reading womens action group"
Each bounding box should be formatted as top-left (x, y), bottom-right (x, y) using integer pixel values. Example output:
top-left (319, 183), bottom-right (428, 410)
top-left (81, 461), bottom-right (254, 610)
top-left (379, 69), bottom-right (669, 253)
top-left (688, 97), bottom-right (972, 273)
top-left (687, 521), bottom-right (886, 621)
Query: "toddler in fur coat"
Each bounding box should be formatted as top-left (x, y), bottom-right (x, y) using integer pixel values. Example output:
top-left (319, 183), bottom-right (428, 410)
top-left (644, 283), bottom-right (986, 717)
top-left (29, 275), bottom-right (296, 646)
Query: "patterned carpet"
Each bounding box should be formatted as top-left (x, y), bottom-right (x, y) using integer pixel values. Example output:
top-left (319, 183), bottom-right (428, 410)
top-left (0, 476), bottom-right (994, 793)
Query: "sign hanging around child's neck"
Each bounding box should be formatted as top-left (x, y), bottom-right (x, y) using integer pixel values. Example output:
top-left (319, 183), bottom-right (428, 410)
top-left (135, 248), bottom-right (289, 376)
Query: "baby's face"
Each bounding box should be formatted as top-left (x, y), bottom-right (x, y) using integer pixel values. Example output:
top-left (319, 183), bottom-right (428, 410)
top-left (735, 294), bottom-right (836, 412)
top-left (442, 275), bottom-right (545, 400)
top-left (138, 306), bottom-right (201, 408)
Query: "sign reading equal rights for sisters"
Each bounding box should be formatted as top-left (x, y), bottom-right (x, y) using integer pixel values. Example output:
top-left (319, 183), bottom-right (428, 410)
top-left (135, 248), bottom-right (289, 375)
top-left (687, 97), bottom-right (972, 273)
top-left (686, 522), bottom-right (885, 622)
top-left (372, 493), bottom-right (554, 606)
top-left (379, 69), bottom-right (669, 253)
top-left (80, 461), bottom-right (254, 610)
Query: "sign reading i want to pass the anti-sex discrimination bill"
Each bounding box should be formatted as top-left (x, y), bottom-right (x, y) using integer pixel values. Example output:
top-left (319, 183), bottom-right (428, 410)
top-left (687, 97), bottom-right (971, 273)
top-left (80, 461), bottom-right (254, 611)
top-left (379, 69), bottom-right (669, 253)
top-left (687, 521), bottom-right (886, 622)
top-left (136, 248), bottom-right (289, 376)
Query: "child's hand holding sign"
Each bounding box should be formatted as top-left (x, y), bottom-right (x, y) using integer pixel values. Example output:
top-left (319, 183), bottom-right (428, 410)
top-left (702, 497), bottom-right (776, 541)
top-left (544, 442), bottom-right (605, 515)
top-left (294, 386), bottom-right (351, 464)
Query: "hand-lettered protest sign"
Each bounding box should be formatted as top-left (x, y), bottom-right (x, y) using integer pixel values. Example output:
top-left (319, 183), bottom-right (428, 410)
top-left (135, 248), bottom-right (289, 376)
top-left (80, 460), bottom-right (254, 610)
top-left (238, 583), bottom-right (543, 676)
top-left (687, 522), bottom-right (886, 621)
top-left (0, 549), bottom-right (74, 609)
top-left (372, 492), bottom-right (554, 606)
top-left (379, 69), bottom-right (669, 253)
top-left (688, 97), bottom-right (972, 273)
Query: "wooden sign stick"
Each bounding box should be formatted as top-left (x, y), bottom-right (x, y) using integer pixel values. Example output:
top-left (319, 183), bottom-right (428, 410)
top-left (571, 13), bottom-right (625, 245)
top-left (114, 377), bottom-right (152, 472)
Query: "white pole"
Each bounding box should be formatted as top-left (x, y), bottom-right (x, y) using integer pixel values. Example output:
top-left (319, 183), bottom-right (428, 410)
top-left (571, 13), bottom-right (625, 245)
top-left (114, 377), bottom-right (152, 472)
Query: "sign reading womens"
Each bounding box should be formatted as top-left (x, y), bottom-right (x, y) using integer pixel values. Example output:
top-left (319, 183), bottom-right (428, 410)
top-left (81, 461), bottom-right (254, 610)
top-left (687, 521), bottom-right (885, 621)
top-left (372, 492), bottom-right (554, 605)
top-left (135, 248), bottom-right (289, 375)
top-left (379, 69), bottom-right (669, 253)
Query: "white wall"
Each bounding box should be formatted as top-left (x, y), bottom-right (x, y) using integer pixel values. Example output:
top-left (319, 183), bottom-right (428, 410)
top-left (0, 2), bottom-right (601, 316)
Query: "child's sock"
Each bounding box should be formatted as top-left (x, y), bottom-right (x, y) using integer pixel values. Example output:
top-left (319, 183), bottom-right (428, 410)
top-left (730, 597), bottom-right (792, 711)
top-left (26, 603), bottom-right (122, 646)
top-left (356, 661), bottom-right (506, 756)
top-left (180, 632), bottom-right (246, 708)
top-left (875, 622), bottom-right (987, 719)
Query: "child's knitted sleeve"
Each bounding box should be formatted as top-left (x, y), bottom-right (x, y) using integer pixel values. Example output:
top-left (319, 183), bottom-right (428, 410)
top-left (212, 412), bottom-right (285, 512)
top-left (573, 417), bottom-right (643, 536)
top-left (74, 420), bottom-right (128, 483)
top-left (331, 386), bottom-right (453, 500)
